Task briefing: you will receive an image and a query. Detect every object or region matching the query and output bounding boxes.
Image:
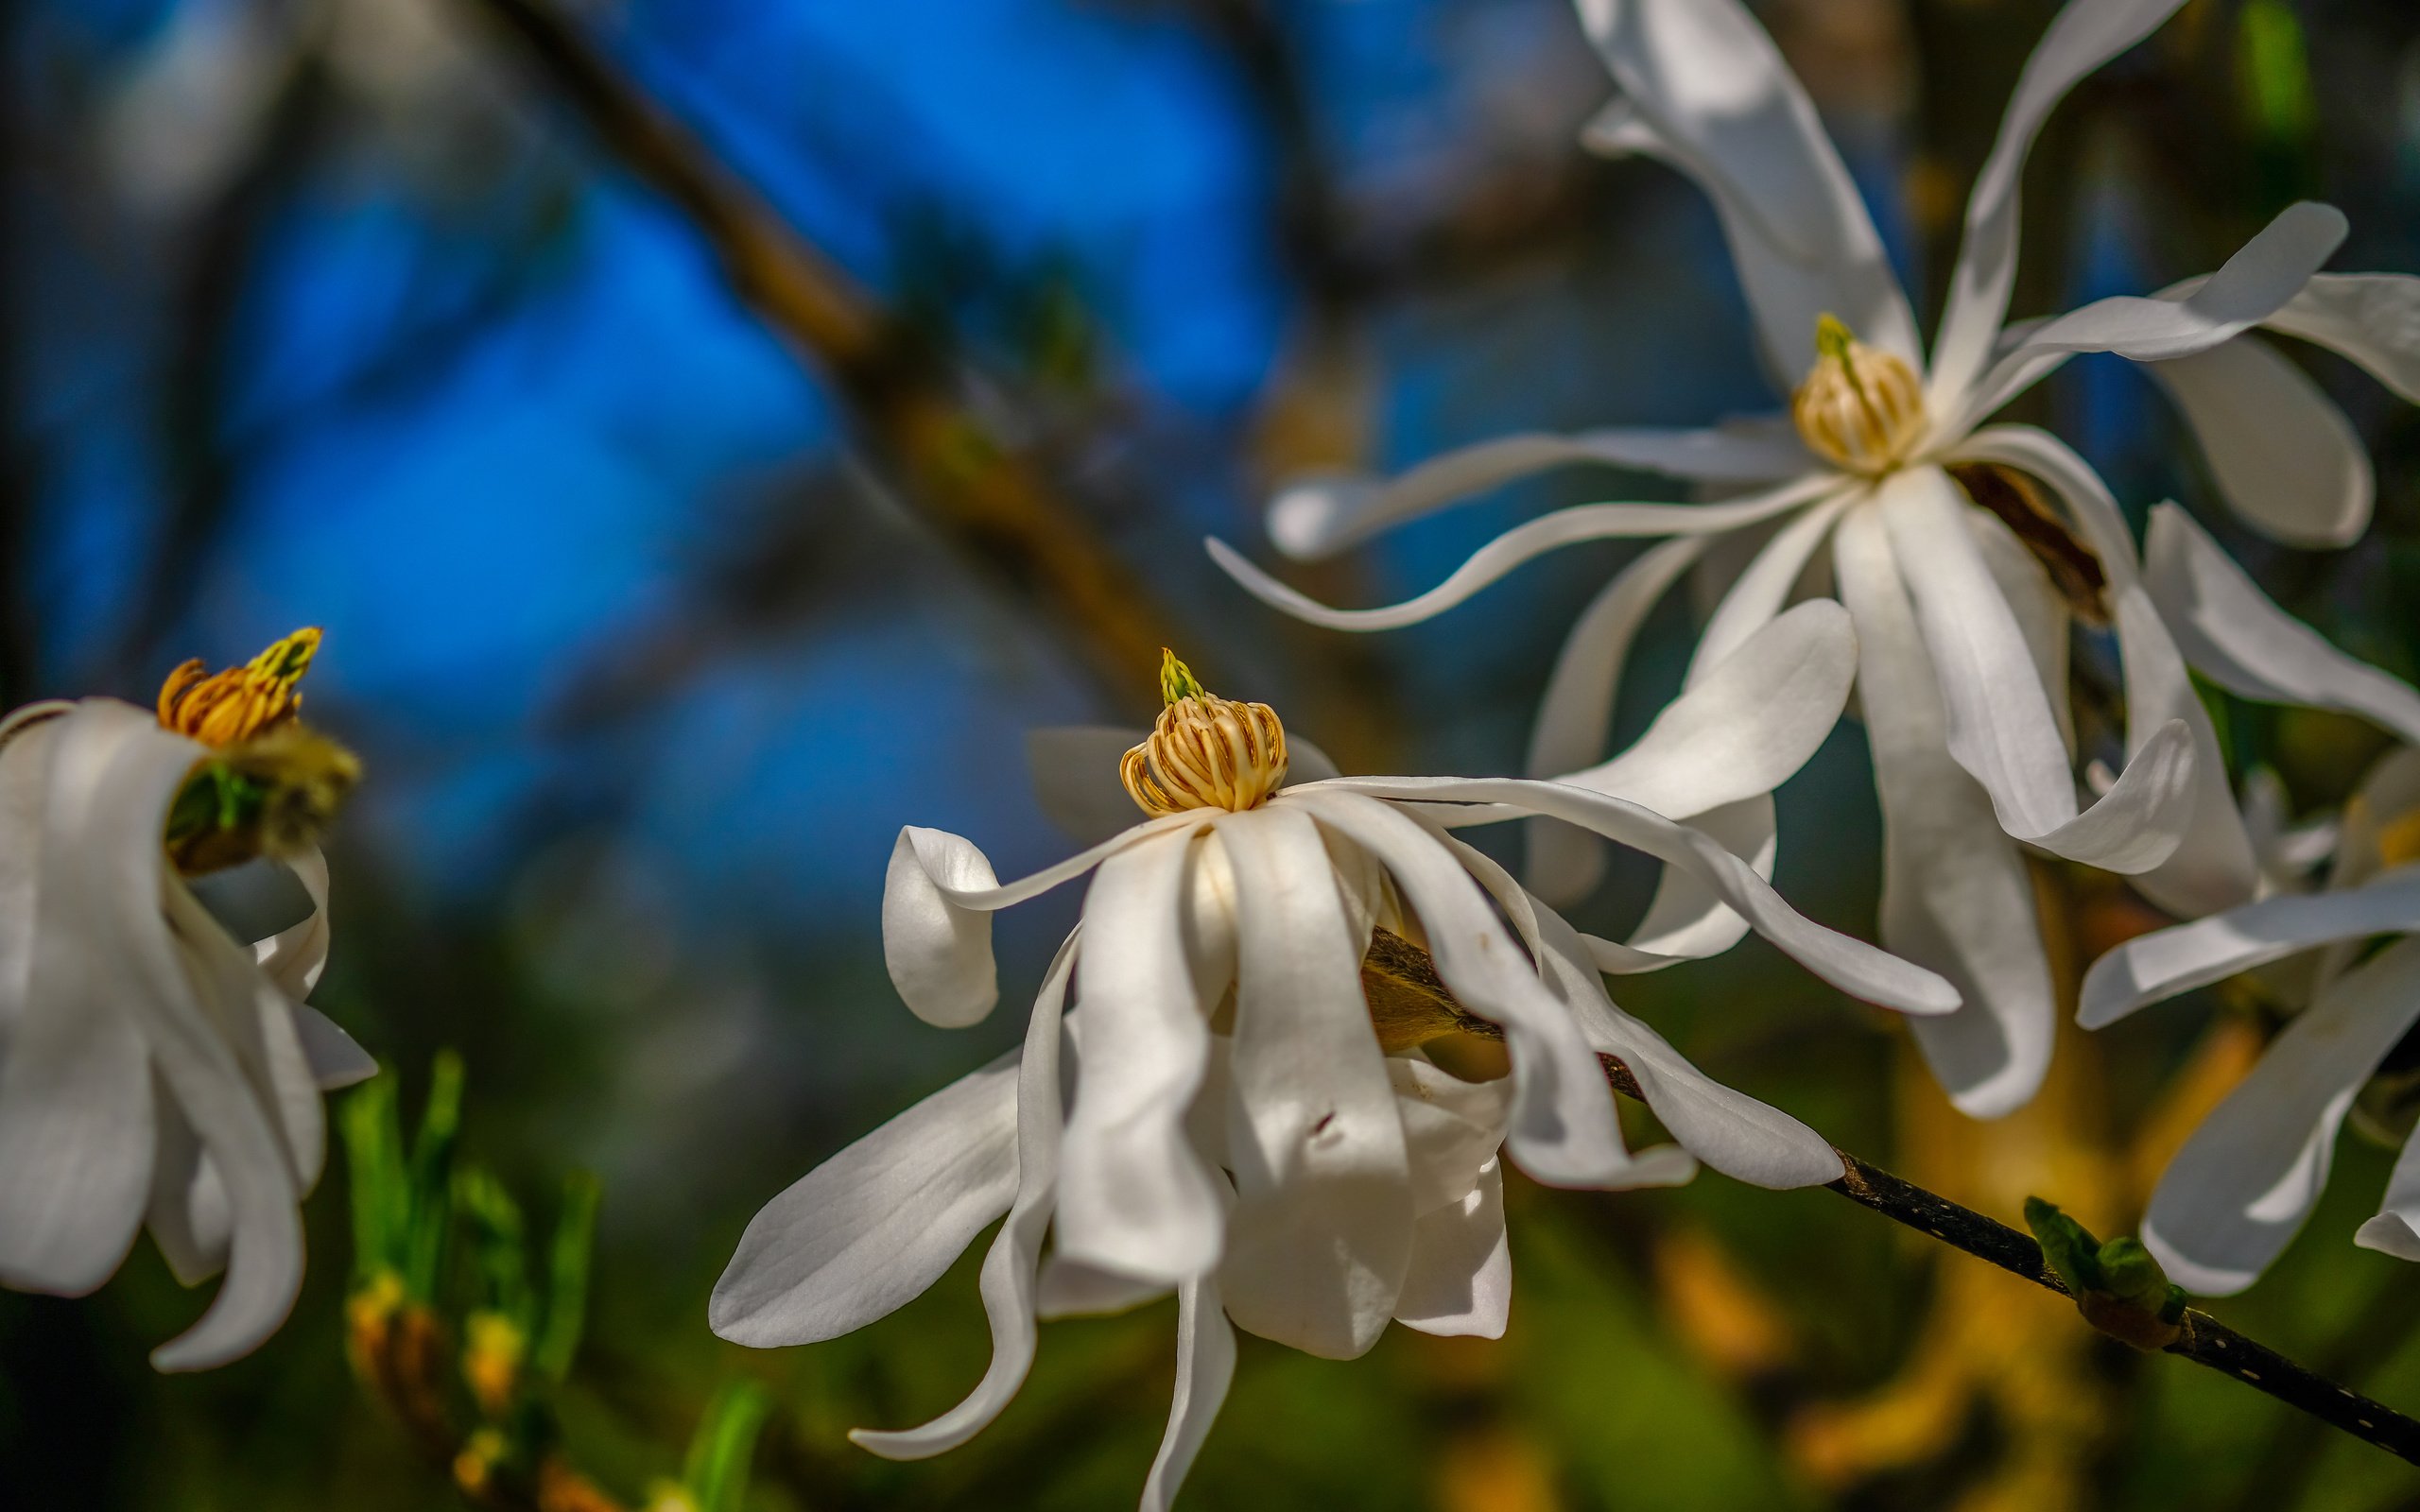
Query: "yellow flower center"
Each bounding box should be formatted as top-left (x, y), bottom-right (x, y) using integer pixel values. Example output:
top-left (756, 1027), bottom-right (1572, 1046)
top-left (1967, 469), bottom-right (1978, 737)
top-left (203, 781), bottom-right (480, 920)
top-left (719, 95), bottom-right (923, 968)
top-left (1120, 650), bottom-right (1288, 816)
top-left (157, 627), bottom-right (322, 747)
top-left (1791, 315), bottom-right (1927, 475)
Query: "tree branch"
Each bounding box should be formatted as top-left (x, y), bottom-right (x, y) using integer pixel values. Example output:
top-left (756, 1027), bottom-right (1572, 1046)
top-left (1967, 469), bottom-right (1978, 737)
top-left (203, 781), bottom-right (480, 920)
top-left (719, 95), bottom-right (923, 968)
top-left (451, 0), bottom-right (1186, 713)
top-left (1359, 928), bottom-right (2420, 1468)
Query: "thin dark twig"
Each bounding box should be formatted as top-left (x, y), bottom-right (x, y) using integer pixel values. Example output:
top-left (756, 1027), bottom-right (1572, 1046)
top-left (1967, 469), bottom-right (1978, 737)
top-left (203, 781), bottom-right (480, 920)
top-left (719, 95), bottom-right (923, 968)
top-left (452, 0), bottom-right (1185, 713)
top-left (1358, 931), bottom-right (2420, 1468)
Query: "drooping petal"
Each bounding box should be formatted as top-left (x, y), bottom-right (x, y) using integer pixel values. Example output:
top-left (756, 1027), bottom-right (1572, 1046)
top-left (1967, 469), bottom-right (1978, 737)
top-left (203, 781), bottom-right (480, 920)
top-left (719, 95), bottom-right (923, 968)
top-left (1393, 1160), bottom-right (1511, 1339)
top-left (1288, 790), bottom-right (1635, 1188)
top-left (1523, 537), bottom-right (1709, 903)
top-left (145, 1097), bottom-right (231, 1286)
top-left (1213, 807), bottom-right (1412, 1360)
top-left (1877, 465), bottom-right (2193, 873)
top-left (1614, 796), bottom-right (1773, 966)
top-left (1035, 1256), bottom-right (1168, 1320)
top-left (47, 701), bottom-right (303, 1371)
top-left (1057, 830), bottom-right (1227, 1283)
top-left (254, 849), bottom-right (331, 999)
top-left (2077, 875), bottom-right (2420, 1028)
top-left (2145, 937), bottom-right (2420, 1294)
top-left (1270, 428), bottom-right (1814, 561)
top-left (2266, 272), bottom-right (2420, 405)
top-left (711, 1047), bottom-right (1021, 1348)
top-left (1310, 778), bottom-right (1962, 1017)
top-left (292, 1006), bottom-right (375, 1090)
top-left (1535, 903), bottom-right (1841, 1187)
top-left (0, 712), bottom-right (156, 1296)
top-left (881, 816), bottom-right (1192, 1028)
top-left (2148, 337), bottom-right (2371, 548)
top-left (1138, 1271), bottom-right (1238, 1512)
top-left (1954, 425), bottom-right (2260, 915)
top-left (2144, 503), bottom-right (2420, 746)
top-left (165, 882), bottom-right (326, 1191)
top-left (1572, 0), bottom-right (1920, 379)
top-left (1834, 507), bottom-right (2056, 1118)
top-left (1926, 0), bottom-right (2191, 413)
top-left (1564, 598), bottom-right (1857, 819)
top-left (852, 936), bottom-right (1080, 1459)
top-left (1388, 1057), bottom-right (1512, 1215)
top-left (2354, 1129), bottom-right (2420, 1263)
top-left (183, 857), bottom-right (315, 949)
top-left (1207, 474), bottom-right (1845, 633)
top-left (1951, 202), bottom-right (2350, 436)
top-left (1686, 493), bottom-right (1854, 679)
top-left (1967, 507), bottom-right (2073, 751)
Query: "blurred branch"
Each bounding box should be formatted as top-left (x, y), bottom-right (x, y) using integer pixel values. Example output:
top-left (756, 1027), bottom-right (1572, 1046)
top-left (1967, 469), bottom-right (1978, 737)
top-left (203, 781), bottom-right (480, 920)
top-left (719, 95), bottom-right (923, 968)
top-left (1367, 934), bottom-right (2420, 1469)
top-left (115, 46), bottom-right (336, 680)
top-left (449, 0), bottom-right (1187, 713)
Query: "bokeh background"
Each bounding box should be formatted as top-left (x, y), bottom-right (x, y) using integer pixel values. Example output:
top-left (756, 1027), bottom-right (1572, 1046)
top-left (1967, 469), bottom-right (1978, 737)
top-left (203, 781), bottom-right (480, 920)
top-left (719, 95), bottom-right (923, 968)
top-left (8, 0), bottom-right (2420, 1506)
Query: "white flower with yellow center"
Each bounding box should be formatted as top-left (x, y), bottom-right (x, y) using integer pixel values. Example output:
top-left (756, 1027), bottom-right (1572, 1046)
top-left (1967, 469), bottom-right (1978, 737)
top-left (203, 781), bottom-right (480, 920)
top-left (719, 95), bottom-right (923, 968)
top-left (712, 636), bottom-right (1957, 1509)
top-left (1212, 0), bottom-right (2420, 1119)
top-left (0, 629), bottom-right (372, 1370)
top-left (2082, 510), bottom-right (2420, 1295)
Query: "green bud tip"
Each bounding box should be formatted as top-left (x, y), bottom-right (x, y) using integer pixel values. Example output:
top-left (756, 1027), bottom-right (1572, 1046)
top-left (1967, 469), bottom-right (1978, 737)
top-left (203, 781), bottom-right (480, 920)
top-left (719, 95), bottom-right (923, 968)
top-left (1158, 647), bottom-right (1209, 706)
top-left (1814, 313), bottom-right (1856, 363)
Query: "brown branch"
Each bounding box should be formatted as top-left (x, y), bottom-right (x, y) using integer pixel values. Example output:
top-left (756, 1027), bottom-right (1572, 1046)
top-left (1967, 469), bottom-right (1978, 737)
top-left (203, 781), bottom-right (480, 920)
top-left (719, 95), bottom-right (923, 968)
top-left (452, 0), bottom-right (1184, 713)
top-left (1357, 929), bottom-right (2420, 1469)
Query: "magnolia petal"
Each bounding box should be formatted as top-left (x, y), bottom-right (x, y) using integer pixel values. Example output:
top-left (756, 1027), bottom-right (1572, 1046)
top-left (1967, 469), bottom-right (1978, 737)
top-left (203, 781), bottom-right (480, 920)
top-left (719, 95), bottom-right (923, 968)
top-left (1566, 599), bottom-right (1856, 820)
top-left (1290, 791), bottom-right (1634, 1188)
top-left (48, 701), bottom-right (303, 1371)
top-left (1572, 0), bottom-right (1920, 378)
top-left (1270, 428), bottom-right (1813, 561)
top-left (0, 952), bottom-right (155, 1295)
top-left (1213, 807), bottom-right (1412, 1360)
top-left (1388, 1057), bottom-right (1512, 1216)
top-left (710, 1049), bottom-right (1021, 1347)
top-left (1927, 0), bottom-right (2189, 412)
top-left (1953, 425), bottom-right (2259, 915)
top-left (1393, 1160), bottom-right (1512, 1339)
top-left (2267, 272), bottom-right (2420, 406)
top-left (146, 1096), bottom-right (231, 1287)
top-left (1967, 507), bottom-right (2073, 752)
top-left (1834, 506), bottom-right (2055, 1118)
top-left (1207, 475), bottom-right (1843, 633)
top-left (2354, 1131), bottom-right (2420, 1264)
top-left (1616, 797), bottom-right (1774, 966)
top-left (1523, 536), bottom-right (1709, 903)
top-left (1687, 493), bottom-right (1853, 680)
top-left (880, 817), bottom-right (1192, 1028)
top-left (1877, 465), bottom-right (2192, 873)
top-left (166, 883), bottom-right (324, 1191)
top-left (1312, 776), bottom-right (1961, 1017)
top-left (2078, 875), bottom-right (2420, 1028)
top-left (1035, 1256), bottom-right (1168, 1321)
top-left (1057, 831), bottom-right (1226, 1283)
top-left (1955, 202), bottom-right (2350, 433)
top-left (1138, 1271), bottom-right (1237, 1512)
top-left (2145, 938), bottom-right (2420, 1294)
top-left (184, 858), bottom-right (316, 947)
top-left (0, 712), bottom-right (59, 1026)
top-left (852, 937), bottom-right (1080, 1459)
top-left (2145, 504), bottom-right (2420, 747)
top-left (2150, 337), bottom-right (2370, 548)
top-left (293, 1006), bottom-right (376, 1090)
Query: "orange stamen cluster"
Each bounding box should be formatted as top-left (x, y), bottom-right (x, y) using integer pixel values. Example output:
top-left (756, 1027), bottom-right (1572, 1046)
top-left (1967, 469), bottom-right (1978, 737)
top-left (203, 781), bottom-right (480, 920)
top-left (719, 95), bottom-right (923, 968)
top-left (1120, 650), bottom-right (1288, 817)
top-left (158, 627), bottom-right (322, 747)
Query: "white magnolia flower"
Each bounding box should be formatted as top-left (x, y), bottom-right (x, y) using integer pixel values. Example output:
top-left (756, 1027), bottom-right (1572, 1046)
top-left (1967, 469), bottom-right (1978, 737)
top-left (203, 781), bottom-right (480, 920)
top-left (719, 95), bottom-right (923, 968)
top-left (713, 627), bottom-right (1956, 1508)
top-left (0, 630), bottom-right (372, 1369)
top-left (2083, 507), bottom-right (2420, 1295)
top-left (1209, 0), bottom-right (2420, 1118)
